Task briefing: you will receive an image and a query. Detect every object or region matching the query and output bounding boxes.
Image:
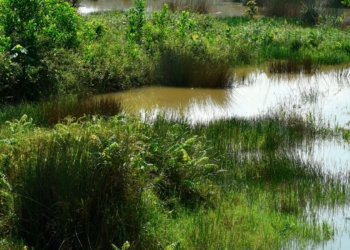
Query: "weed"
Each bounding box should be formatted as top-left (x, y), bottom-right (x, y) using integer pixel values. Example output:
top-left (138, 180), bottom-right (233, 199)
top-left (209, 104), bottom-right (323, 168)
top-left (245, 1), bottom-right (258, 18)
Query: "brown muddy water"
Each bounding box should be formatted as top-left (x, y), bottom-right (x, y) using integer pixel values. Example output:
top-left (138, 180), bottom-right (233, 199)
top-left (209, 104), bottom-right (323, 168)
top-left (78, 0), bottom-right (350, 17)
top-left (96, 64), bottom-right (350, 249)
top-left (78, 0), bottom-right (247, 16)
top-left (97, 64), bottom-right (350, 128)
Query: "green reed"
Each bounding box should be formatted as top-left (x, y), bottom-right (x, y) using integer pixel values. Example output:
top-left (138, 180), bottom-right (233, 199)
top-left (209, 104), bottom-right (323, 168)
top-left (0, 109), bottom-right (348, 249)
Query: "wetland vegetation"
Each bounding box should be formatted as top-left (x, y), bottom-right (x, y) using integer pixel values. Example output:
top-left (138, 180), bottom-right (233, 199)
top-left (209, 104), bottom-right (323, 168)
top-left (1, 0), bottom-right (350, 249)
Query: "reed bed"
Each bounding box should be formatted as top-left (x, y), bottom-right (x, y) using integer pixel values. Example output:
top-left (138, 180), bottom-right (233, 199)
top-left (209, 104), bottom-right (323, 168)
top-left (0, 110), bottom-right (348, 249)
top-left (1, 1), bottom-right (350, 248)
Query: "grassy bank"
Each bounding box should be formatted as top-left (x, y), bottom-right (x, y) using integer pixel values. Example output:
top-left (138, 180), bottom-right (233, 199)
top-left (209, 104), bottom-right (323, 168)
top-left (0, 104), bottom-right (348, 249)
top-left (1, 1), bottom-right (350, 249)
top-left (1, 0), bottom-right (350, 102)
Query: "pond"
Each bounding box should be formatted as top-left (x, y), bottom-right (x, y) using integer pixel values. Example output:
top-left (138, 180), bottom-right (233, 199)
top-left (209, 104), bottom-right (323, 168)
top-left (78, 0), bottom-right (247, 16)
top-left (97, 64), bottom-right (350, 127)
top-left (96, 64), bottom-right (350, 249)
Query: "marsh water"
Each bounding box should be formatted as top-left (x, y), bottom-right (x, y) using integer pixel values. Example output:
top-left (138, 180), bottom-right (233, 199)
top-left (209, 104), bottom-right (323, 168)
top-left (96, 64), bottom-right (350, 249)
top-left (80, 1), bottom-right (350, 248)
top-left (98, 65), bottom-right (350, 127)
top-left (78, 0), bottom-right (247, 16)
top-left (78, 0), bottom-right (350, 17)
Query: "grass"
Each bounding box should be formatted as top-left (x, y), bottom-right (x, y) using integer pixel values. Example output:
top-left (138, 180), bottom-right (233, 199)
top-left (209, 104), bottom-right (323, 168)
top-left (1, 1), bottom-right (350, 249)
top-left (0, 107), bottom-right (348, 249)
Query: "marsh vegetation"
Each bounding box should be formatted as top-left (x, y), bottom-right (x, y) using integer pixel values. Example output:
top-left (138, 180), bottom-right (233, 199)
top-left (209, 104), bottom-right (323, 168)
top-left (1, 0), bottom-right (350, 249)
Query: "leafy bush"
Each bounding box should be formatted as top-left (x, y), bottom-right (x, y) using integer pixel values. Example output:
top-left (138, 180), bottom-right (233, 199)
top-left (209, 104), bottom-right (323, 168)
top-left (301, 1), bottom-right (320, 26)
top-left (0, 0), bottom-right (81, 103)
top-left (126, 0), bottom-right (146, 44)
top-left (0, 0), bottom-right (80, 56)
top-left (0, 47), bottom-right (56, 103)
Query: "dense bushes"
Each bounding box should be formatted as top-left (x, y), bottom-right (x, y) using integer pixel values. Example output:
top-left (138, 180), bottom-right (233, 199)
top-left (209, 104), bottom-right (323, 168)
top-left (1, 0), bottom-right (350, 102)
top-left (0, 0), bottom-right (80, 103)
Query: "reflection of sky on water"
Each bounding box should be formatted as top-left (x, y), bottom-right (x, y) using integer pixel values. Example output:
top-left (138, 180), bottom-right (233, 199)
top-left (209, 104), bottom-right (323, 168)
top-left (293, 139), bottom-right (350, 250)
top-left (228, 69), bottom-right (350, 128)
top-left (78, 0), bottom-right (247, 15)
top-left (301, 204), bottom-right (350, 250)
top-left (126, 67), bottom-right (350, 129)
top-left (296, 138), bottom-right (350, 176)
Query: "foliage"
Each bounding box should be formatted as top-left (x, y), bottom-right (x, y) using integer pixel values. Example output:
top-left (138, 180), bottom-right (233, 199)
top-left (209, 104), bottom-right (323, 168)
top-left (341, 0), bottom-right (350, 6)
top-left (244, 0), bottom-right (258, 18)
top-left (126, 0), bottom-right (146, 44)
top-left (301, 0), bottom-right (320, 26)
top-left (0, 0), bottom-right (81, 103)
top-left (0, 0), bottom-right (80, 55)
top-left (0, 110), bottom-right (346, 248)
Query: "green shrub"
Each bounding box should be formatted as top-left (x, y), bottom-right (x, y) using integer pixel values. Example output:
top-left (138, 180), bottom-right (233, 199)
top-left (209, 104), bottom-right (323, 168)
top-left (301, 1), bottom-right (320, 26)
top-left (0, 0), bottom-right (81, 103)
top-left (0, 0), bottom-right (80, 56)
top-left (0, 48), bottom-right (56, 103)
top-left (245, 0), bottom-right (258, 18)
top-left (126, 0), bottom-right (146, 44)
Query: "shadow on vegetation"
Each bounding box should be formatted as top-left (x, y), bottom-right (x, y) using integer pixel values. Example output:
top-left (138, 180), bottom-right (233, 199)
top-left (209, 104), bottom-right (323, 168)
top-left (14, 136), bottom-right (144, 249)
top-left (156, 48), bottom-right (232, 88)
top-left (166, 0), bottom-right (212, 13)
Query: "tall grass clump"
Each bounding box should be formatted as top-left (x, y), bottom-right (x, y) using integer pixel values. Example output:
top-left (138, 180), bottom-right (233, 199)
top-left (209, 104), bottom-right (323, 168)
top-left (13, 135), bottom-right (144, 249)
top-left (0, 173), bottom-right (14, 238)
top-left (269, 59), bottom-right (315, 74)
top-left (45, 96), bottom-right (123, 125)
top-left (0, 115), bottom-right (220, 248)
top-left (157, 48), bottom-right (232, 88)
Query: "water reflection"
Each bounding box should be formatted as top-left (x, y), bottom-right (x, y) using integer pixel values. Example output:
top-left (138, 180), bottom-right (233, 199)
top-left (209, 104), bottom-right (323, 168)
top-left (78, 0), bottom-right (247, 16)
top-left (97, 65), bottom-right (350, 127)
top-left (304, 204), bottom-right (350, 250)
